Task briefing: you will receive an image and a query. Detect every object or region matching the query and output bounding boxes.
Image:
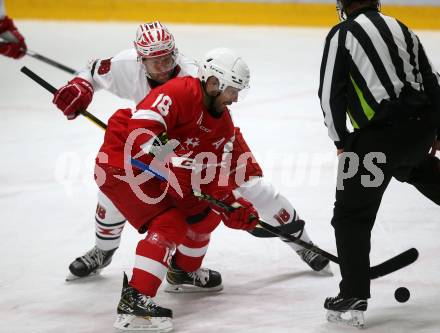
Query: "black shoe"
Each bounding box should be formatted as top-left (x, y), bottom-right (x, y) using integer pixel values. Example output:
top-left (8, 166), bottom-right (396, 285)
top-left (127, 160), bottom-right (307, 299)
top-left (296, 246), bottom-right (331, 272)
top-left (68, 246), bottom-right (117, 278)
top-left (114, 273), bottom-right (173, 331)
top-left (165, 259), bottom-right (223, 293)
top-left (324, 294), bottom-right (367, 328)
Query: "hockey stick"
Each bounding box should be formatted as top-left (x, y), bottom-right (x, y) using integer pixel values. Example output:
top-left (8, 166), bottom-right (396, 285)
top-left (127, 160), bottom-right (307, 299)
top-left (0, 35), bottom-right (77, 74)
top-left (26, 50), bottom-right (77, 75)
top-left (20, 66), bottom-right (107, 130)
top-left (369, 247), bottom-right (418, 279)
top-left (192, 191), bottom-right (419, 279)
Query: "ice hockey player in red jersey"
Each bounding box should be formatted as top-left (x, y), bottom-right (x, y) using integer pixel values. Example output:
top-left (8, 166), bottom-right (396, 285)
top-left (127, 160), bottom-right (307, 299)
top-left (98, 47), bottom-right (259, 331)
top-left (0, 0), bottom-right (27, 59)
top-left (53, 21), bottom-right (331, 283)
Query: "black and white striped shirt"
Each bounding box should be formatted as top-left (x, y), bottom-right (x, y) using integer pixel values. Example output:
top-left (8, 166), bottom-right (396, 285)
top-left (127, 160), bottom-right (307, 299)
top-left (318, 7), bottom-right (440, 148)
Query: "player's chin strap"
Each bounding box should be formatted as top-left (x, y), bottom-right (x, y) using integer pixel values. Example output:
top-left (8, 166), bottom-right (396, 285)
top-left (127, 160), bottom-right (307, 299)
top-left (21, 66), bottom-right (419, 281)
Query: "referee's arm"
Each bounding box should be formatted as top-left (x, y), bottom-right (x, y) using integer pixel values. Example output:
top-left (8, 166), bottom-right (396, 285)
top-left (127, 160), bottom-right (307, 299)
top-left (319, 26), bottom-right (350, 149)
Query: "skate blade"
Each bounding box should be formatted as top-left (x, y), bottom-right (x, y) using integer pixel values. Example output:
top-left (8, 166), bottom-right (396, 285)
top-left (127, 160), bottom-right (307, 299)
top-left (65, 269), bottom-right (102, 282)
top-left (164, 283), bottom-right (223, 294)
top-left (326, 310), bottom-right (365, 328)
top-left (114, 314), bottom-right (172, 332)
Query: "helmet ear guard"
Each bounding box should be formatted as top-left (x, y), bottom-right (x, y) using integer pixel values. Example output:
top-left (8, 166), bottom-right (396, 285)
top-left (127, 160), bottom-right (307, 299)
top-left (198, 48), bottom-right (250, 92)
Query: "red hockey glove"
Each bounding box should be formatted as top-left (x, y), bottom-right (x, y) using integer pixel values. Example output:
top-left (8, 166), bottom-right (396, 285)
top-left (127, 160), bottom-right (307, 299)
top-left (209, 190), bottom-right (259, 231)
top-left (53, 77), bottom-right (94, 120)
top-left (0, 16), bottom-right (27, 59)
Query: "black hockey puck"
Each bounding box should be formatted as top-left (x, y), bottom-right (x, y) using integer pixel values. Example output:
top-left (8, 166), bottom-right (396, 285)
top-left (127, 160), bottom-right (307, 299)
top-left (394, 287), bottom-right (410, 303)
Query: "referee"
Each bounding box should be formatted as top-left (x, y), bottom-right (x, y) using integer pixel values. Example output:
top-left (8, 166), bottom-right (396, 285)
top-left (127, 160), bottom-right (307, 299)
top-left (318, 0), bottom-right (440, 327)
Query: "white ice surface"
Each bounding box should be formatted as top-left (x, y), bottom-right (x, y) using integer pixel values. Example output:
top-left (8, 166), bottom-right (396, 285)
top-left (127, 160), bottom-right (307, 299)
top-left (0, 21), bottom-right (439, 333)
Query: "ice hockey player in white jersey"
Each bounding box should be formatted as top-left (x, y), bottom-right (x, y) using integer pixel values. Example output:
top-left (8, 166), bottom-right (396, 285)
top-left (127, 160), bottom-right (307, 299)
top-left (54, 22), bottom-right (198, 113)
top-left (52, 21), bottom-right (331, 284)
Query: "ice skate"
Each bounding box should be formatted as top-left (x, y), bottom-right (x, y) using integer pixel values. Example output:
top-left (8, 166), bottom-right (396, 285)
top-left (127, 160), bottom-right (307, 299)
top-left (66, 246), bottom-right (117, 281)
top-left (296, 246), bottom-right (332, 274)
top-left (114, 273), bottom-right (173, 332)
top-left (165, 259), bottom-right (223, 293)
top-left (324, 294), bottom-right (367, 328)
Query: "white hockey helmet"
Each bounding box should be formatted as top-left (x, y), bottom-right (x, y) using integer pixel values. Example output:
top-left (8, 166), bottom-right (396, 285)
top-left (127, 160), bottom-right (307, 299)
top-left (134, 21), bottom-right (176, 58)
top-left (198, 48), bottom-right (250, 92)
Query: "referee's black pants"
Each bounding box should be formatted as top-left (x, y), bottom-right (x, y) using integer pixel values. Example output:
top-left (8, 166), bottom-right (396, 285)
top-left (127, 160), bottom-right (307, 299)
top-left (331, 116), bottom-right (439, 299)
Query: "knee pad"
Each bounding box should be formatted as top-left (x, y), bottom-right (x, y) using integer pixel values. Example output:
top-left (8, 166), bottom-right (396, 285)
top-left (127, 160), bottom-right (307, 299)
top-left (144, 231), bottom-right (177, 253)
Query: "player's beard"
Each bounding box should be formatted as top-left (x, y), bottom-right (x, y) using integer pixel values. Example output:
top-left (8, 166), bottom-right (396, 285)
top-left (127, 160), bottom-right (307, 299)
top-left (207, 93), bottom-right (226, 118)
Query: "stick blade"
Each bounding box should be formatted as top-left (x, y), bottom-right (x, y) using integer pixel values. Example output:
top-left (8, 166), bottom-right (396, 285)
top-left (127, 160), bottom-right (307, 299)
top-left (369, 248), bottom-right (418, 279)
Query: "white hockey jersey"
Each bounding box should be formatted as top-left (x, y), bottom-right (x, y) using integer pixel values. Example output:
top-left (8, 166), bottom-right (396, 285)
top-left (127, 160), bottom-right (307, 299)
top-left (78, 48), bottom-right (199, 105)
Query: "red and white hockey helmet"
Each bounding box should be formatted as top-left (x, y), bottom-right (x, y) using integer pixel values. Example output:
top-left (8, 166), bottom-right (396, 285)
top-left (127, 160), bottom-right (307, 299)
top-left (134, 21), bottom-right (176, 58)
top-left (198, 48), bottom-right (250, 92)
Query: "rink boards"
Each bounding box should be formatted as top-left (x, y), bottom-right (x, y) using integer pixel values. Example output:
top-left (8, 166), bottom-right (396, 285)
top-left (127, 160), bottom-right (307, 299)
top-left (6, 0), bottom-right (440, 30)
